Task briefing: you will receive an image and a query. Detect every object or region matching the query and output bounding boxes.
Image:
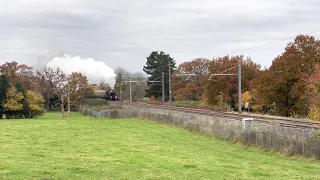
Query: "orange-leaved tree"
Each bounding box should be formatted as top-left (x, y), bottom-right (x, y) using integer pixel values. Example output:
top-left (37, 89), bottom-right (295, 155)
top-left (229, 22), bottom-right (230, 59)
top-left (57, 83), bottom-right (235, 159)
top-left (0, 61), bottom-right (38, 92)
top-left (254, 34), bottom-right (320, 116)
top-left (306, 63), bottom-right (320, 120)
top-left (68, 72), bottom-right (92, 109)
top-left (172, 58), bottom-right (210, 101)
top-left (205, 55), bottom-right (261, 110)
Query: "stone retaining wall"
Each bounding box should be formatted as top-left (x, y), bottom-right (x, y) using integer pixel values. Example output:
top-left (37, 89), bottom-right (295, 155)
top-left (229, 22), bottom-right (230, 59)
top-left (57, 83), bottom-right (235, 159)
top-left (79, 107), bottom-right (320, 159)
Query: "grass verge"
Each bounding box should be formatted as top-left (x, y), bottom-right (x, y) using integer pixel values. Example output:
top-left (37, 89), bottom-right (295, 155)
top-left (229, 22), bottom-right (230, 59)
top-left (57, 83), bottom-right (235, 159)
top-left (0, 112), bottom-right (319, 179)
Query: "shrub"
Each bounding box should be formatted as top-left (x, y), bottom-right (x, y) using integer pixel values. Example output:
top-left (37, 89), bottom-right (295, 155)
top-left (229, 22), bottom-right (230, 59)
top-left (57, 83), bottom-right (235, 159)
top-left (83, 98), bottom-right (109, 107)
top-left (25, 91), bottom-right (45, 118)
top-left (141, 97), bottom-right (150, 102)
top-left (172, 92), bottom-right (185, 101)
top-left (4, 87), bottom-right (24, 119)
top-left (308, 105), bottom-right (320, 121)
top-left (173, 100), bottom-right (203, 106)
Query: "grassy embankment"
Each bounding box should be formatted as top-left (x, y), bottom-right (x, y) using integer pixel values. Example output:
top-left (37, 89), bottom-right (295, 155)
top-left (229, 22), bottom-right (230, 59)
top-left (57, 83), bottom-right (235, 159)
top-left (0, 112), bottom-right (319, 179)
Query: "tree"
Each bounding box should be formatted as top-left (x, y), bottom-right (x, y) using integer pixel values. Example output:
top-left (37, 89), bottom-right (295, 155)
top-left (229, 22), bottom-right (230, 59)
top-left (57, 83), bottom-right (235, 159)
top-left (15, 81), bottom-right (29, 118)
top-left (36, 67), bottom-right (67, 110)
top-left (254, 34), bottom-right (320, 116)
top-left (113, 67), bottom-right (130, 100)
top-left (99, 82), bottom-right (111, 90)
top-left (143, 51), bottom-right (176, 100)
top-left (172, 58), bottom-right (210, 101)
top-left (0, 75), bottom-right (10, 119)
top-left (205, 55), bottom-right (261, 110)
top-left (306, 63), bottom-right (320, 120)
top-left (113, 67), bottom-right (147, 101)
top-left (68, 72), bottom-right (92, 110)
top-left (0, 61), bottom-right (38, 92)
top-left (26, 91), bottom-right (45, 118)
top-left (241, 91), bottom-right (252, 106)
top-left (37, 67), bottom-right (68, 117)
top-left (249, 70), bottom-right (272, 113)
top-left (4, 86), bottom-right (24, 119)
top-left (38, 68), bottom-right (91, 117)
top-left (129, 72), bottom-right (148, 101)
top-left (306, 63), bottom-right (320, 98)
top-left (55, 75), bottom-right (68, 118)
top-left (173, 83), bottom-right (203, 101)
top-left (177, 58), bottom-right (210, 78)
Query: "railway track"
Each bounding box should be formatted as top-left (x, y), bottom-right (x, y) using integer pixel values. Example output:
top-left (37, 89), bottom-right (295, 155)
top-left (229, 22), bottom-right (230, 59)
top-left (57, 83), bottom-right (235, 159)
top-left (126, 102), bottom-right (320, 130)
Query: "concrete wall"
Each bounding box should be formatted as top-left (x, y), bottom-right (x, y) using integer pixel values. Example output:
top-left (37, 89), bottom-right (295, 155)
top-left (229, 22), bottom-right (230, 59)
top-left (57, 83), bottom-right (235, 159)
top-left (79, 106), bottom-right (320, 159)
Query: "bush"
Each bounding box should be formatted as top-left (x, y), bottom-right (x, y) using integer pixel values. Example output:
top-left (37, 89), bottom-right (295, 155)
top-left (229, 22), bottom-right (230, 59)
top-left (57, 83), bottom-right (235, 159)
top-left (173, 100), bottom-right (203, 106)
top-left (25, 91), bottom-right (45, 118)
top-left (141, 97), bottom-right (150, 102)
top-left (308, 105), bottom-right (320, 121)
top-left (149, 96), bottom-right (162, 104)
top-left (4, 88), bottom-right (46, 119)
top-left (4, 87), bottom-right (25, 119)
top-left (82, 98), bottom-right (109, 107)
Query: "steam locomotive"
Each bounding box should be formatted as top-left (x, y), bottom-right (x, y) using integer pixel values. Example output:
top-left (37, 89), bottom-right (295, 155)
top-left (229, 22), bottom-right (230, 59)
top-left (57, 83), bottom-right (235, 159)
top-left (92, 90), bottom-right (119, 101)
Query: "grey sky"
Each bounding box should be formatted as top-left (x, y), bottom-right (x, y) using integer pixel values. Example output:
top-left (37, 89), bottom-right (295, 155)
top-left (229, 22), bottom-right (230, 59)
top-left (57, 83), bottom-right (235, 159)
top-left (1, 0), bottom-right (320, 73)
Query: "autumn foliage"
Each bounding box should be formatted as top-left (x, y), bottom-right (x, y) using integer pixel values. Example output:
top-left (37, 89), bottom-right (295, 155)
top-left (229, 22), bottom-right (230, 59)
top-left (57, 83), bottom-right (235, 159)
top-left (0, 61), bottom-right (93, 119)
top-left (68, 72), bottom-right (92, 110)
top-left (0, 62), bottom-right (45, 119)
top-left (305, 64), bottom-right (320, 120)
top-left (250, 35), bottom-right (320, 117)
top-left (168, 34), bottom-right (320, 120)
top-left (172, 58), bottom-right (210, 101)
top-left (205, 55), bottom-right (260, 110)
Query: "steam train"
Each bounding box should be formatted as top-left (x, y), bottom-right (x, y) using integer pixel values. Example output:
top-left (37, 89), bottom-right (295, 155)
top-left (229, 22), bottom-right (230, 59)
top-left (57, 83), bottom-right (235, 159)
top-left (92, 90), bottom-right (119, 101)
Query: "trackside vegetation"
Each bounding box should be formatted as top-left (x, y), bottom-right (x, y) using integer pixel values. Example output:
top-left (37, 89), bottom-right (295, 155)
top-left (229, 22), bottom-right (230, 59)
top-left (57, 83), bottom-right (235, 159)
top-left (0, 112), bottom-right (319, 179)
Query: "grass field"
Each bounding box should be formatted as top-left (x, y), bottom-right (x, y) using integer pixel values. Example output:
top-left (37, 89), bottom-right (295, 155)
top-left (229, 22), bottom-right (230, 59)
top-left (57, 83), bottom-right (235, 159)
top-left (0, 113), bottom-right (319, 180)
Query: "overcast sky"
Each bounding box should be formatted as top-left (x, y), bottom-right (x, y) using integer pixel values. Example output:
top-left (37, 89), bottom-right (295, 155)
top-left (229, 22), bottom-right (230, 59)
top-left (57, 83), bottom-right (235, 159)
top-left (1, 0), bottom-right (320, 73)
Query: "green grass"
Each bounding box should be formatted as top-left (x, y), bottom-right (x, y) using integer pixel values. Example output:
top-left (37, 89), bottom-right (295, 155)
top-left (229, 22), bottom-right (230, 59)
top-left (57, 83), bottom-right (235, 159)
top-left (0, 113), bottom-right (319, 180)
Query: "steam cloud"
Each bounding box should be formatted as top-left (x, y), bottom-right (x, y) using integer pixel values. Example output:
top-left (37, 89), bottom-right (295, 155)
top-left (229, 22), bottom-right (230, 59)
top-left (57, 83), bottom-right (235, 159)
top-left (46, 54), bottom-right (116, 87)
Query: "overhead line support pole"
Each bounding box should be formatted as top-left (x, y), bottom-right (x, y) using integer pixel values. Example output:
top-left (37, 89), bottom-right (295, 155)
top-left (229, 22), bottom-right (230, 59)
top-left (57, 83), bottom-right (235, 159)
top-left (238, 59), bottom-right (242, 114)
top-left (124, 77), bottom-right (140, 102)
top-left (169, 60), bottom-right (172, 105)
top-left (162, 71), bottom-right (165, 103)
top-left (130, 74), bottom-right (132, 102)
top-left (208, 61), bottom-right (242, 115)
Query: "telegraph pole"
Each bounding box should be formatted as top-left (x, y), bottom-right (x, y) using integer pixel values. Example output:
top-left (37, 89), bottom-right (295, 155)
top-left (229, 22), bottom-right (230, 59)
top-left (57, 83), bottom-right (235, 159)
top-left (129, 74), bottom-right (132, 102)
top-left (168, 60), bottom-right (172, 104)
top-left (162, 71), bottom-right (165, 103)
top-left (120, 84), bottom-right (122, 105)
top-left (67, 83), bottom-right (70, 118)
top-left (238, 59), bottom-right (242, 114)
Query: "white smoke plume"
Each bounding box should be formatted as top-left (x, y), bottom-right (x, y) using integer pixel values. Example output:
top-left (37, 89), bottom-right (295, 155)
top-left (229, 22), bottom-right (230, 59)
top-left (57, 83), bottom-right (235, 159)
top-left (45, 54), bottom-right (116, 87)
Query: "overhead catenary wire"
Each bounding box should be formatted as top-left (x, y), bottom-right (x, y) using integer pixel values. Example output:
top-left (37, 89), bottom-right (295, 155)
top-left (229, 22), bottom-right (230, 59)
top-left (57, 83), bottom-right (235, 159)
top-left (207, 28), bottom-right (320, 78)
top-left (214, 29), bottom-right (320, 58)
top-left (143, 28), bottom-right (320, 110)
top-left (144, 28), bottom-right (320, 74)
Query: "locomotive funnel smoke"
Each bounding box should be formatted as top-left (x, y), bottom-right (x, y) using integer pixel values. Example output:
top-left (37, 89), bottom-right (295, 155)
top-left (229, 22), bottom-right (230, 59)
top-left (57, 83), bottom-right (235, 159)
top-left (46, 54), bottom-right (116, 87)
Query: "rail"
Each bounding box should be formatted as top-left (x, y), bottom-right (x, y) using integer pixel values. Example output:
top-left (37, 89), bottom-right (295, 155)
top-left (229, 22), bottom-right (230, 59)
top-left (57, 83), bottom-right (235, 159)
top-left (125, 102), bottom-right (320, 130)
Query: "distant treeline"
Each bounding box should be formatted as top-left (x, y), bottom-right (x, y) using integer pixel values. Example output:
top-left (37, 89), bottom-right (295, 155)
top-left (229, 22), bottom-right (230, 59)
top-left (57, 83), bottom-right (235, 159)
top-left (142, 34), bottom-right (320, 120)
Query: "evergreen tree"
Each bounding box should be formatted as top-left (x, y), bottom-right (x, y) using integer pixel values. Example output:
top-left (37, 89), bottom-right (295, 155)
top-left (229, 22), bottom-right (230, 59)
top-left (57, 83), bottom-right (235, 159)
top-left (143, 51), bottom-right (176, 100)
top-left (0, 74), bottom-right (10, 119)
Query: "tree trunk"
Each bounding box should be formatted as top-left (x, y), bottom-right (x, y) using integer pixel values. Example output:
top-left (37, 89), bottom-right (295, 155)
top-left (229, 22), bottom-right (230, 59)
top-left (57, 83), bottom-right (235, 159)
top-left (67, 84), bottom-right (70, 118)
top-left (46, 94), bottom-right (50, 111)
top-left (61, 94), bottom-right (65, 118)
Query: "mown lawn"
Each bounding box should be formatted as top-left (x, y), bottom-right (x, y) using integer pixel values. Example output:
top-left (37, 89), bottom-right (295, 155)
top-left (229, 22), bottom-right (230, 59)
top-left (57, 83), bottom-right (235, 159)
top-left (0, 113), bottom-right (319, 180)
